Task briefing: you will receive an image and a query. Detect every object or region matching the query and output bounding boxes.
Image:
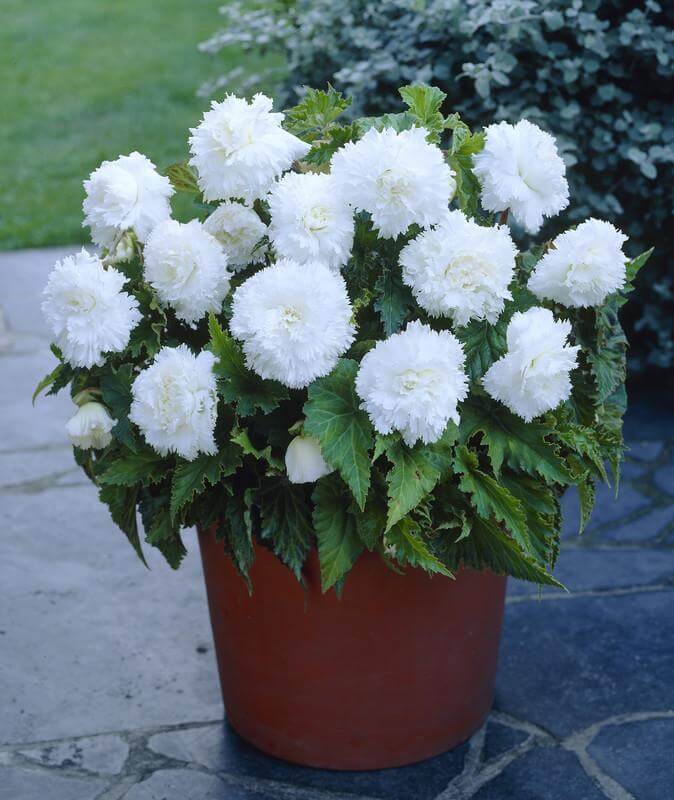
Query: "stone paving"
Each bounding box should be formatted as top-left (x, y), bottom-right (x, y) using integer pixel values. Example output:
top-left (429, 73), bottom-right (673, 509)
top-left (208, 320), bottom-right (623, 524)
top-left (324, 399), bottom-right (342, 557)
top-left (1, 247), bottom-right (673, 800)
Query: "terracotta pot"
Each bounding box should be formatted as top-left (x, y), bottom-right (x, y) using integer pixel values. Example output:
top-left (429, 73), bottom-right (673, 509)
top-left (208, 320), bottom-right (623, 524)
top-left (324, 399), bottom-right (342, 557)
top-left (198, 528), bottom-right (507, 770)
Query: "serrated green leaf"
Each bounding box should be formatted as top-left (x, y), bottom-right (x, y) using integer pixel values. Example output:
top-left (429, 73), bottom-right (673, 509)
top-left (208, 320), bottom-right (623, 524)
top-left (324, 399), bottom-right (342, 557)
top-left (383, 425), bottom-right (457, 531)
top-left (373, 265), bottom-right (414, 336)
top-left (312, 474), bottom-right (365, 592)
top-left (459, 394), bottom-right (572, 485)
top-left (260, 480), bottom-right (313, 580)
top-left (434, 515), bottom-right (563, 587)
top-left (100, 364), bottom-right (137, 452)
top-left (284, 85), bottom-right (351, 139)
top-left (219, 489), bottom-right (256, 587)
top-left (304, 359), bottom-right (373, 510)
top-left (386, 518), bottom-right (453, 578)
top-left (166, 161), bottom-right (200, 193)
top-left (33, 362), bottom-right (67, 405)
top-left (399, 83), bottom-right (446, 142)
top-left (357, 111), bottom-right (416, 135)
top-left (170, 446), bottom-right (240, 520)
top-left (624, 247), bottom-right (653, 291)
top-left (355, 491), bottom-right (387, 550)
top-left (99, 448), bottom-right (169, 487)
top-left (231, 427), bottom-right (284, 472)
top-left (99, 483), bottom-right (147, 567)
top-left (208, 313), bottom-right (289, 416)
top-left (138, 489), bottom-right (186, 569)
top-left (453, 445), bottom-right (530, 553)
top-left (456, 318), bottom-right (507, 383)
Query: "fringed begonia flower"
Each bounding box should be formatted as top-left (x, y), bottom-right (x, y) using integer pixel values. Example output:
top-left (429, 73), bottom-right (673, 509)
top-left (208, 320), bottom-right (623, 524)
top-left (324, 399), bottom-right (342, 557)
top-left (528, 219), bottom-right (628, 307)
top-left (143, 219), bottom-right (230, 325)
top-left (483, 307), bottom-right (579, 421)
top-left (330, 126), bottom-right (456, 238)
top-left (66, 402), bottom-right (114, 450)
top-left (355, 321), bottom-right (468, 446)
top-left (473, 120), bottom-right (569, 234)
top-left (268, 172), bottom-right (354, 270)
top-left (42, 249), bottom-right (141, 368)
top-left (129, 345), bottom-right (218, 460)
top-left (188, 93), bottom-right (310, 202)
top-left (83, 152), bottom-right (173, 248)
top-left (400, 210), bottom-right (516, 326)
top-left (203, 201), bottom-right (268, 270)
top-left (229, 258), bottom-right (355, 389)
top-left (285, 435), bottom-right (333, 483)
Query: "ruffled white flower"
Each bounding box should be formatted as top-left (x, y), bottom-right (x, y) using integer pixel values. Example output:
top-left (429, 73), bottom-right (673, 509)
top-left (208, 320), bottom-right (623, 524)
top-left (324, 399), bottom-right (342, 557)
top-left (483, 307), bottom-right (579, 422)
top-left (42, 249), bottom-right (141, 368)
top-left (268, 172), bottom-right (354, 270)
top-left (66, 402), bottom-right (114, 450)
top-left (355, 321), bottom-right (468, 446)
top-left (188, 93), bottom-right (310, 202)
top-left (400, 210), bottom-right (516, 326)
top-left (285, 435), bottom-right (333, 483)
top-left (83, 152), bottom-right (173, 248)
top-left (528, 219), bottom-right (628, 307)
top-left (203, 202), bottom-right (267, 270)
top-left (473, 120), bottom-right (569, 234)
top-left (229, 258), bottom-right (355, 389)
top-left (143, 219), bottom-right (230, 325)
top-left (129, 345), bottom-right (218, 460)
top-left (330, 127), bottom-right (455, 238)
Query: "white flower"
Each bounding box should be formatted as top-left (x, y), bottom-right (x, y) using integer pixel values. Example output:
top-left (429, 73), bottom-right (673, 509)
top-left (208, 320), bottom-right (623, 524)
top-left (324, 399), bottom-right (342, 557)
top-left (330, 126), bottom-right (456, 238)
top-left (143, 219), bottom-right (230, 325)
top-left (188, 93), bottom-right (310, 202)
top-left (229, 258), bottom-right (355, 389)
top-left (483, 307), bottom-right (579, 422)
top-left (129, 345), bottom-right (218, 460)
top-left (268, 172), bottom-right (354, 270)
top-left (355, 320), bottom-right (468, 446)
top-left (66, 402), bottom-right (114, 450)
top-left (285, 435), bottom-right (333, 483)
top-left (83, 152), bottom-right (173, 248)
top-left (400, 210), bottom-right (516, 326)
top-left (473, 120), bottom-right (569, 234)
top-left (528, 219), bottom-right (628, 307)
top-left (203, 202), bottom-right (268, 270)
top-left (42, 249), bottom-right (141, 368)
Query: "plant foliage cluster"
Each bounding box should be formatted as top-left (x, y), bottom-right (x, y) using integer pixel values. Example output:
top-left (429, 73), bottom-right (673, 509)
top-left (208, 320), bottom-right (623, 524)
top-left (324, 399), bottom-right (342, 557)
top-left (201, 0), bottom-right (673, 372)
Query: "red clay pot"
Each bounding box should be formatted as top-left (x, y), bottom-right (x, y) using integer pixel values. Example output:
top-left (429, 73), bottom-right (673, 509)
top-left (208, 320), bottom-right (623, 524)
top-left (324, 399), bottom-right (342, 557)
top-left (198, 529), bottom-right (507, 770)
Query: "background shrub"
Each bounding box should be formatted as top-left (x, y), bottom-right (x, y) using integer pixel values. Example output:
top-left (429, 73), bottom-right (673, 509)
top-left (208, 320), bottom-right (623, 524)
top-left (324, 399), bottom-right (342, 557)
top-left (201, 0), bottom-right (674, 374)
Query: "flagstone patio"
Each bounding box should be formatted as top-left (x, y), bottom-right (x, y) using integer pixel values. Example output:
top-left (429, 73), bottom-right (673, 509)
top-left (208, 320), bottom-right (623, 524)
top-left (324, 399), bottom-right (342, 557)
top-left (1, 248), bottom-right (673, 800)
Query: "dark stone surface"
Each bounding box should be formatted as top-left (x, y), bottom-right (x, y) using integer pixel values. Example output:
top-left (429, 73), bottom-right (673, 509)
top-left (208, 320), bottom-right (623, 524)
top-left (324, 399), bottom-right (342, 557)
top-left (123, 769), bottom-right (261, 800)
top-left (148, 723), bottom-right (469, 800)
top-left (495, 591), bottom-right (674, 739)
top-left (587, 717), bottom-right (674, 800)
top-left (480, 720), bottom-right (529, 763)
top-left (472, 747), bottom-right (606, 799)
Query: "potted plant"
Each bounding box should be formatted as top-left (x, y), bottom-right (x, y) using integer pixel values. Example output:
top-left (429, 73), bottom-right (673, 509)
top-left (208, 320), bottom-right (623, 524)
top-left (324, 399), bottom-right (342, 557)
top-left (35, 85), bottom-right (651, 770)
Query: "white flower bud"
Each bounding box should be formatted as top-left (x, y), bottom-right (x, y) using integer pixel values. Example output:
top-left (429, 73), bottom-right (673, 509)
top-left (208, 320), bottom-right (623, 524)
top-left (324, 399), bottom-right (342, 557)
top-left (66, 402), bottom-right (114, 450)
top-left (285, 435), bottom-right (333, 484)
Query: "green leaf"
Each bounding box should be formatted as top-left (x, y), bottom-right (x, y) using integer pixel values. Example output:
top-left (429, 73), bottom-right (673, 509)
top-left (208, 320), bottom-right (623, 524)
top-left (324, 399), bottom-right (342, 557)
top-left (382, 425), bottom-right (457, 531)
top-left (357, 112), bottom-right (416, 135)
top-left (355, 491), bottom-right (387, 551)
top-left (166, 161), bottom-right (200, 193)
top-left (456, 318), bottom-right (507, 383)
top-left (305, 122), bottom-right (360, 166)
top-left (208, 313), bottom-right (289, 416)
top-left (453, 445), bottom-right (530, 553)
top-left (588, 304), bottom-right (627, 404)
top-left (99, 483), bottom-right (147, 566)
top-left (373, 265), bottom-right (414, 336)
top-left (219, 489), bottom-right (256, 587)
top-left (312, 474), bottom-right (365, 592)
top-left (386, 518), bottom-right (453, 578)
top-left (459, 394), bottom-right (572, 485)
top-left (623, 247), bottom-right (653, 293)
top-left (100, 364), bottom-right (137, 452)
top-left (139, 489), bottom-right (186, 569)
top-left (231, 427), bottom-right (284, 472)
top-left (284, 85), bottom-right (352, 139)
top-left (170, 446), bottom-right (240, 520)
top-left (260, 480), bottom-right (313, 580)
top-left (435, 515), bottom-right (563, 588)
top-left (304, 359), bottom-right (374, 510)
top-left (577, 477), bottom-right (596, 534)
top-left (33, 362), bottom-right (67, 405)
top-left (99, 448), bottom-right (169, 487)
top-left (399, 83), bottom-right (446, 142)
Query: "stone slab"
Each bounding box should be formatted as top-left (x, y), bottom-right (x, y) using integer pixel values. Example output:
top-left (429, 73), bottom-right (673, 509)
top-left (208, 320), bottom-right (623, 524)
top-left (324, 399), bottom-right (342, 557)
top-left (0, 766), bottom-right (107, 800)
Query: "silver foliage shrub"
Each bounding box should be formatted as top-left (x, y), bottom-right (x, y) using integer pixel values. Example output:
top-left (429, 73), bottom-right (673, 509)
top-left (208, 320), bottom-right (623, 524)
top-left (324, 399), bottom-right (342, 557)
top-left (200, 0), bottom-right (674, 371)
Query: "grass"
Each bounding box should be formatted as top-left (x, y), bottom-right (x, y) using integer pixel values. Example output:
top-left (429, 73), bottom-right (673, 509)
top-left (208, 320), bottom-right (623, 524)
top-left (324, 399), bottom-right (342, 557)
top-left (0, 0), bottom-right (268, 250)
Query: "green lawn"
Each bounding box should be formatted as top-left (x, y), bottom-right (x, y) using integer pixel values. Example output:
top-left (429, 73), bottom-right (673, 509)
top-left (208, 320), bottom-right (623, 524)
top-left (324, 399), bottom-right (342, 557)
top-left (1, 0), bottom-right (268, 250)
